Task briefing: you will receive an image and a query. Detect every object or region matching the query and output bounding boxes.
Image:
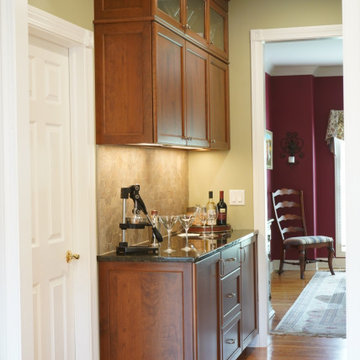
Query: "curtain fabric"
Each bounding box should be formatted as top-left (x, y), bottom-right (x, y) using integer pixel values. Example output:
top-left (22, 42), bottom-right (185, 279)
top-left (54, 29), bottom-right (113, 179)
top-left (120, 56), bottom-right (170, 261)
top-left (325, 110), bottom-right (344, 144)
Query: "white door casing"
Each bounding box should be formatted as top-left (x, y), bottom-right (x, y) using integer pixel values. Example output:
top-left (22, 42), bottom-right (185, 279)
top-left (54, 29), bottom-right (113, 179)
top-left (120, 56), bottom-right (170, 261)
top-left (250, 24), bottom-right (343, 347)
top-left (28, 6), bottom-right (98, 360)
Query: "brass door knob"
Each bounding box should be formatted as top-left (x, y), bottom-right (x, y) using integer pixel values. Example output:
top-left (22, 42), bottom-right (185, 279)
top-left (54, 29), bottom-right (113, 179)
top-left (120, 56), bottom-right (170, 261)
top-left (66, 250), bottom-right (80, 263)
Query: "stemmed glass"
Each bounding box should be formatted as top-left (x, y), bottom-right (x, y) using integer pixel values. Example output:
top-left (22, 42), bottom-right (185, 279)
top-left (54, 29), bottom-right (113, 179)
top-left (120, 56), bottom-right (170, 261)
top-left (198, 206), bottom-right (208, 238)
top-left (179, 214), bottom-right (196, 252)
top-left (150, 210), bottom-right (159, 247)
top-left (159, 215), bottom-right (179, 254)
top-left (207, 207), bottom-right (218, 238)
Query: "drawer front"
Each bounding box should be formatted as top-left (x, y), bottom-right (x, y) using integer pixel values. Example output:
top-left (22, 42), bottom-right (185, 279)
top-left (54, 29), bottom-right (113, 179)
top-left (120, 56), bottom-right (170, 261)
top-left (221, 245), bottom-right (240, 276)
top-left (222, 318), bottom-right (241, 360)
top-left (221, 268), bottom-right (241, 322)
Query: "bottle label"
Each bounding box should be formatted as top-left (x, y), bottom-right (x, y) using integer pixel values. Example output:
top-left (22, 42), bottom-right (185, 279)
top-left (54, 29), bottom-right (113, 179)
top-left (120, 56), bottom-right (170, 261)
top-left (219, 209), bottom-right (226, 213)
top-left (218, 213), bottom-right (226, 221)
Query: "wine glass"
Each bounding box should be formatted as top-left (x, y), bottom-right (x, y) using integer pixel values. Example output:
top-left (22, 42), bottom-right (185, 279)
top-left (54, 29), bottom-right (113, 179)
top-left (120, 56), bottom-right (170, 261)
top-left (150, 210), bottom-right (159, 247)
top-left (207, 207), bottom-right (218, 238)
top-left (198, 206), bottom-right (208, 238)
top-left (179, 214), bottom-right (196, 252)
top-left (159, 215), bottom-right (179, 254)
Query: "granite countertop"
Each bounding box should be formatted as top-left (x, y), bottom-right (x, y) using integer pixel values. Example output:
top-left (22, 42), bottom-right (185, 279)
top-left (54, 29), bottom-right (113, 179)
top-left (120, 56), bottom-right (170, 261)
top-left (97, 229), bottom-right (258, 263)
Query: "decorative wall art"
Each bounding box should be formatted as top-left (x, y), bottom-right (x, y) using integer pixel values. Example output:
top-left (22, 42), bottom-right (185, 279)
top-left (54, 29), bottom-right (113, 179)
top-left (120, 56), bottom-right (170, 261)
top-left (265, 130), bottom-right (273, 170)
top-left (280, 132), bottom-right (304, 165)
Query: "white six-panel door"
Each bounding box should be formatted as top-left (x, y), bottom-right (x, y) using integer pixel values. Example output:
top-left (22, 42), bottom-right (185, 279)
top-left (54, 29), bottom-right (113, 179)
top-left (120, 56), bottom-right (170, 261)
top-left (30, 35), bottom-right (76, 360)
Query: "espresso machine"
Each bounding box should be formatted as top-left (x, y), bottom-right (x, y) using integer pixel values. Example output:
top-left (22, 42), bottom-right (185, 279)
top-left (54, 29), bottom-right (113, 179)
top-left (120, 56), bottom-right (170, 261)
top-left (117, 184), bottom-right (163, 255)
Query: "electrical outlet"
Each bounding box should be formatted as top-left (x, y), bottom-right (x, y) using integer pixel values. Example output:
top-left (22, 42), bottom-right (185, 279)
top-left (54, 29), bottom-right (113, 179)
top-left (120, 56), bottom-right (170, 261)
top-left (229, 190), bottom-right (245, 205)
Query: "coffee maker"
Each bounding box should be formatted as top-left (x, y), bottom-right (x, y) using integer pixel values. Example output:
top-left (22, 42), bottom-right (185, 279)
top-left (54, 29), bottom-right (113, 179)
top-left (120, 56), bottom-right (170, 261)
top-left (117, 184), bottom-right (163, 255)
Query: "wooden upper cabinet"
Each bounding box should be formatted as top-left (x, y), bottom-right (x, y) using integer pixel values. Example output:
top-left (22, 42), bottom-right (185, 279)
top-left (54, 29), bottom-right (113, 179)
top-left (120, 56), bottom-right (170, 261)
top-left (185, 42), bottom-right (209, 147)
top-left (209, 55), bottom-right (229, 149)
top-left (94, 0), bottom-right (230, 148)
top-left (95, 21), bottom-right (153, 144)
top-left (154, 24), bottom-right (186, 146)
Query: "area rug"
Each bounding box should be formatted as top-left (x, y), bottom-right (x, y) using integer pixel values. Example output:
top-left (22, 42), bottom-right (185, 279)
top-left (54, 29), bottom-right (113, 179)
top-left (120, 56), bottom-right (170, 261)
top-left (272, 272), bottom-right (346, 338)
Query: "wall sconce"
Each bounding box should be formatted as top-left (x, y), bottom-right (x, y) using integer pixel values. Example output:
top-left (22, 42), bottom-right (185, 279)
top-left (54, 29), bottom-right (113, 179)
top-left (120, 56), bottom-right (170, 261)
top-left (280, 132), bottom-right (304, 165)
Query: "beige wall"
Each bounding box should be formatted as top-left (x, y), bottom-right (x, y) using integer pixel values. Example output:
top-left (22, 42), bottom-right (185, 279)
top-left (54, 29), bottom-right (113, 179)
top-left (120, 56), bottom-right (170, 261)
top-left (97, 146), bottom-right (188, 254)
top-left (29, 0), bottom-right (342, 243)
top-left (188, 0), bottom-right (342, 230)
top-left (29, 0), bottom-right (93, 30)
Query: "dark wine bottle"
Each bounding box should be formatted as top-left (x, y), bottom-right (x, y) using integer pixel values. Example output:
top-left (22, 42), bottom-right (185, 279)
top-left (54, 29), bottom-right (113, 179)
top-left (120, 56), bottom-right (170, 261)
top-left (216, 190), bottom-right (227, 225)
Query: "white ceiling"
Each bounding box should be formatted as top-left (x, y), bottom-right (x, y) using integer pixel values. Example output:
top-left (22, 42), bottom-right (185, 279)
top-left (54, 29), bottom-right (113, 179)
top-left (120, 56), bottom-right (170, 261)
top-left (264, 38), bottom-right (343, 76)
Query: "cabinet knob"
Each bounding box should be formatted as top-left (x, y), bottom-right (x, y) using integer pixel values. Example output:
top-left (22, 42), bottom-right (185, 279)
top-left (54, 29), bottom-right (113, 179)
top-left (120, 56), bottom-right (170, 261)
top-left (210, 139), bottom-right (216, 144)
top-left (225, 292), bottom-right (236, 298)
top-left (225, 339), bottom-right (235, 345)
top-left (225, 257), bottom-right (237, 262)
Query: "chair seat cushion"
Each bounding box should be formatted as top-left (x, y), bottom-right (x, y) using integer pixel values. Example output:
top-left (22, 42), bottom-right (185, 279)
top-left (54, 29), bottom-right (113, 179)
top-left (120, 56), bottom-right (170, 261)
top-left (284, 235), bottom-right (333, 246)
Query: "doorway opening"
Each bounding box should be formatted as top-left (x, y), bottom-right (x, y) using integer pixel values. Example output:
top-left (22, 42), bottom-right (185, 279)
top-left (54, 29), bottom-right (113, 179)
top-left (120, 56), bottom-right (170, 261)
top-left (250, 24), bottom-right (344, 345)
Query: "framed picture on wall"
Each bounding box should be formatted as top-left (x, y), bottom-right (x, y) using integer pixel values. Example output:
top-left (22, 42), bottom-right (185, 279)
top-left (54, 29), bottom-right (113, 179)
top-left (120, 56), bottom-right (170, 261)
top-left (265, 130), bottom-right (273, 170)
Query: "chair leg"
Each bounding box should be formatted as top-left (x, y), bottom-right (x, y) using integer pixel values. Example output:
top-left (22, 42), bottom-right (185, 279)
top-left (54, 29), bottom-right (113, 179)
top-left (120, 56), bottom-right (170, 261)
top-left (298, 247), bottom-right (306, 279)
top-left (278, 247), bottom-right (285, 275)
top-left (328, 245), bottom-right (335, 275)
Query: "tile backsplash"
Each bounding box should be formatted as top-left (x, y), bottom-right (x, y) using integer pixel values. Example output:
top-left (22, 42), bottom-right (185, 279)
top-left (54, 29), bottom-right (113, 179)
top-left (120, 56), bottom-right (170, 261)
top-left (97, 145), bottom-right (189, 254)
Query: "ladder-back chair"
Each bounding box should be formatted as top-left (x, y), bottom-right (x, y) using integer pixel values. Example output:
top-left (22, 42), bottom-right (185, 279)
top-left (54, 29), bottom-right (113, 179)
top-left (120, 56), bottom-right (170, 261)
top-left (272, 188), bottom-right (335, 279)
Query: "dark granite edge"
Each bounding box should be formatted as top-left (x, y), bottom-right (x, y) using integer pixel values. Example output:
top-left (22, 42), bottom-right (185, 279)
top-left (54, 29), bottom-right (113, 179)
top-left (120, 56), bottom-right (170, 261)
top-left (97, 229), bottom-right (258, 263)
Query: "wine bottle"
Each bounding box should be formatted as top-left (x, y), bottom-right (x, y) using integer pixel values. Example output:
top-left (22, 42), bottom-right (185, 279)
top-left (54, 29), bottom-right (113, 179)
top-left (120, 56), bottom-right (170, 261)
top-left (206, 191), bottom-right (217, 225)
top-left (217, 190), bottom-right (227, 225)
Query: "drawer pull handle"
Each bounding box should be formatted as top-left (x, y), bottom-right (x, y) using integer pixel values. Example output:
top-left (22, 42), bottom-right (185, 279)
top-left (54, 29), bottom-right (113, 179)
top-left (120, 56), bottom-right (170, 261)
top-left (225, 257), bottom-right (237, 262)
top-left (226, 293), bottom-right (236, 298)
top-left (225, 339), bottom-right (235, 345)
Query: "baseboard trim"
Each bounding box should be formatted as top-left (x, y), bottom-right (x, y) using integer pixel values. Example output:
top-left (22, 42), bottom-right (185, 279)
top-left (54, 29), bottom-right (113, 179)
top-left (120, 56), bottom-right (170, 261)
top-left (271, 258), bottom-right (346, 272)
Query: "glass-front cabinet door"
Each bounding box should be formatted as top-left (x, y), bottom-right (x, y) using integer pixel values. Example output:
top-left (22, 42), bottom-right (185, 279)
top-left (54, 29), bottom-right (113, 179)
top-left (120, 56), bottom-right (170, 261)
top-left (157, 0), bottom-right (181, 22)
top-left (209, 1), bottom-right (227, 58)
top-left (186, 0), bottom-right (206, 42)
top-left (156, 0), bottom-right (184, 32)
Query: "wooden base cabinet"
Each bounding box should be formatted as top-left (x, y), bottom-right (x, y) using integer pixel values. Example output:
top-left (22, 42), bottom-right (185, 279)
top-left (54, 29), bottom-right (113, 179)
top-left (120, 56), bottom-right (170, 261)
top-left (98, 236), bottom-right (257, 360)
top-left (98, 262), bottom-right (194, 360)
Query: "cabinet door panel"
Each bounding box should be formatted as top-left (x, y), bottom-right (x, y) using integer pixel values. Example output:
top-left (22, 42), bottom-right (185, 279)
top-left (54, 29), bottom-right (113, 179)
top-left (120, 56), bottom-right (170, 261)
top-left (99, 261), bottom-right (194, 360)
top-left (155, 0), bottom-right (186, 34)
top-left (185, 43), bottom-right (209, 147)
top-left (196, 252), bottom-right (221, 360)
top-left (209, 1), bottom-right (228, 60)
top-left (241, 238), bottom-right (258, 347)
top-left (155, 24), bottom-right (187, 145)
top-left (95, 22), bottom-right (153, 144)
top-left (157, 0), bottom-right (181, 22)
top-left (209, 56), bottom-right (229, 149)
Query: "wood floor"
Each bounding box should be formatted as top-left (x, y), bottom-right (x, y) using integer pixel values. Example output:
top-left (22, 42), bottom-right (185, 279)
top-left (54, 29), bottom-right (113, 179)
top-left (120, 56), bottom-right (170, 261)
top-left (238, 270), bottom-right (347, 360)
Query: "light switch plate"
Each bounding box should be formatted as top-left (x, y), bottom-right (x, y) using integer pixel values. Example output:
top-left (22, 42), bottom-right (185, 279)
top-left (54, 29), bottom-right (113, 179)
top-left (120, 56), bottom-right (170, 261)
top-left (229, 189), bottom-right (245, 205)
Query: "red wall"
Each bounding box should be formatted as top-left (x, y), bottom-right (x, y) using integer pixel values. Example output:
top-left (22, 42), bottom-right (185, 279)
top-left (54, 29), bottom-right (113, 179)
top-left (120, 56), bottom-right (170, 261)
top-left (267, 74), bottom-right (343, 260)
